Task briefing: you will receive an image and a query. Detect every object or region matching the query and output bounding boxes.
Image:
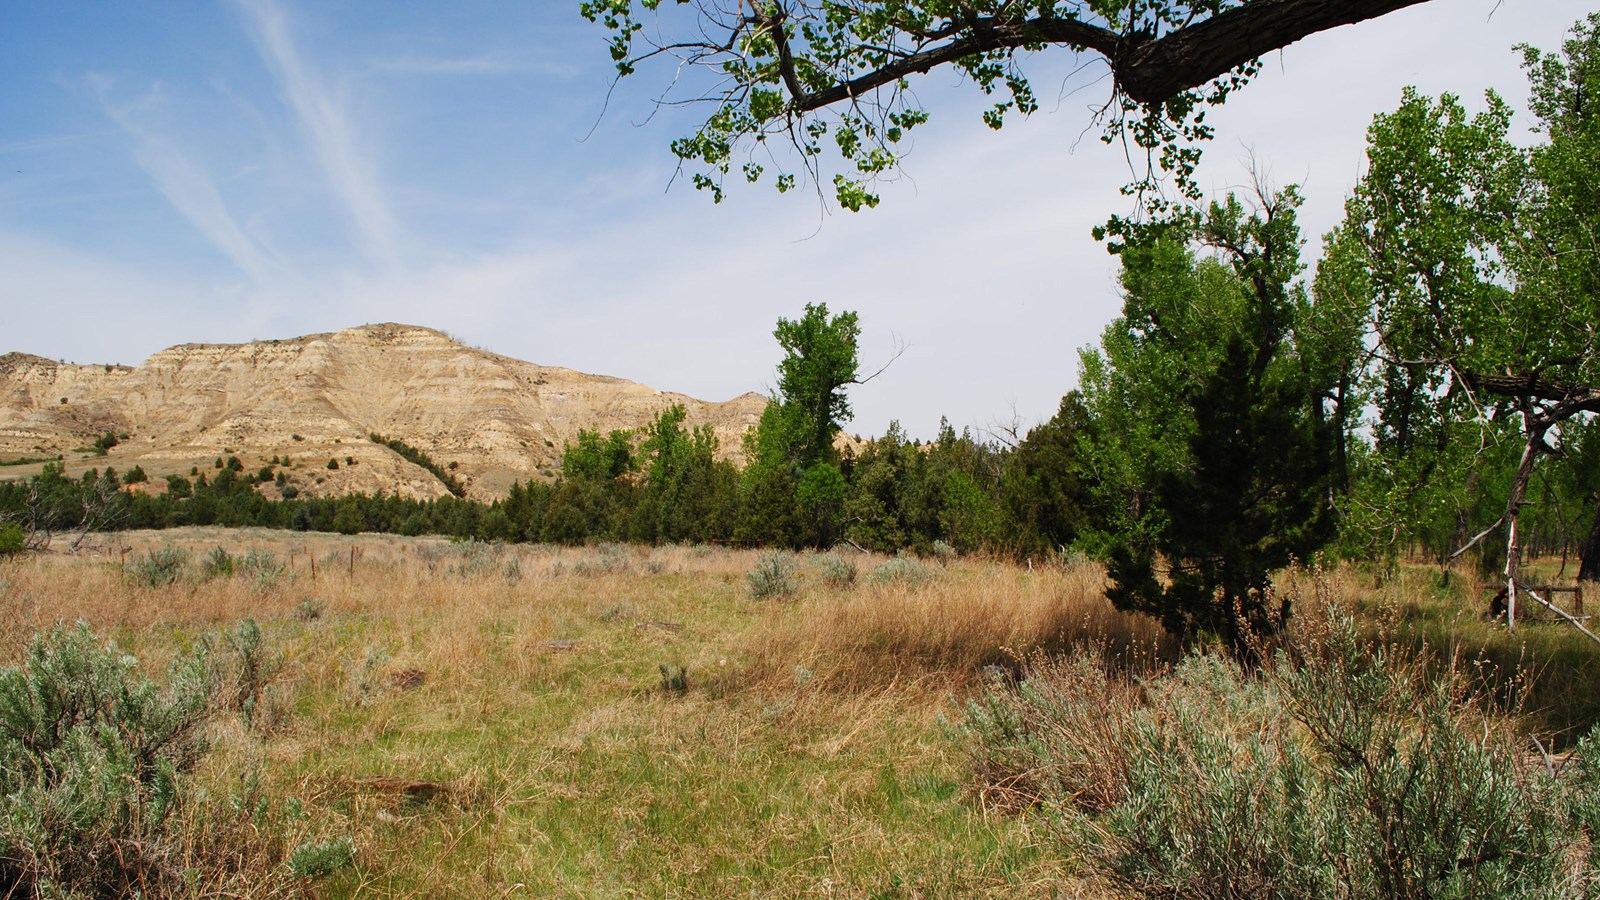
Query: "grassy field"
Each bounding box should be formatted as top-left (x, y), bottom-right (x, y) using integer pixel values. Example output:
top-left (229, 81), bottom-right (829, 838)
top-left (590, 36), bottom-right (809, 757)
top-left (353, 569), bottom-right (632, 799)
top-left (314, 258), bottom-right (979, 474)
top-left (0, 530), bottom-right (1162, 897)
top-left (2, 529), bottom-right (1596, 897)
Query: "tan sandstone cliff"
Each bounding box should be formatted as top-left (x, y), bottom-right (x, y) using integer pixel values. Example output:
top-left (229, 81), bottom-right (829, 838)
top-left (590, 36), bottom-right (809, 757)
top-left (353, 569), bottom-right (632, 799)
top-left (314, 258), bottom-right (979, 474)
top-left (0, 324), bottom-right (766, 500)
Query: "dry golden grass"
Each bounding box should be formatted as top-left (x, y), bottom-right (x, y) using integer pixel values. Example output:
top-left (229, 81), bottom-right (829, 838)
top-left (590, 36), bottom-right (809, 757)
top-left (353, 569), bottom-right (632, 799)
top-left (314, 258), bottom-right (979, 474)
top-left (0, 530), bottom-right (1127, 897)
top-left (747, 555), bottom-right (1172, 689)
top-left (1273, 558), bottom-right (1600, 742)
top-left (9, 529), bottom-right (1587, 896)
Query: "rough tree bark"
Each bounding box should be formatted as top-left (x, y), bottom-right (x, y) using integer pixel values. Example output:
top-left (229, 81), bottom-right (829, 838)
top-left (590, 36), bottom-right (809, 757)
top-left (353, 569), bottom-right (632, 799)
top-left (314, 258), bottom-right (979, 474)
top-left (766, 0), bottom-right (1433, 112)
top-left (1111, 0), bottom-right (1431, 103)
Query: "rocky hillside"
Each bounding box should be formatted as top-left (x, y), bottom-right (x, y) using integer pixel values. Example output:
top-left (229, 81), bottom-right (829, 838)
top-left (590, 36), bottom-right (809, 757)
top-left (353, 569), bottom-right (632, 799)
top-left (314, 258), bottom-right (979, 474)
top-left (0, 324), bottom-right (766, 501)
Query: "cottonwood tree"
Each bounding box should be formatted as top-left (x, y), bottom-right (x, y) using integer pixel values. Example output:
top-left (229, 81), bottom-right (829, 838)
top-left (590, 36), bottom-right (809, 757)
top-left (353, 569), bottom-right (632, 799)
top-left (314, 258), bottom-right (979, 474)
top-left (581, 0), bottom-right (1433, 209)
top-left (741, 302), bottom-right (893, 547)
top-left (1570, 418), bottom-right (1600, 583)
top-left (1330, 14), bottom-right (1600, 627)
top-left (543, 427), bottom-right (639, 542)
top-left (742, 303), bottom-right (857, 546)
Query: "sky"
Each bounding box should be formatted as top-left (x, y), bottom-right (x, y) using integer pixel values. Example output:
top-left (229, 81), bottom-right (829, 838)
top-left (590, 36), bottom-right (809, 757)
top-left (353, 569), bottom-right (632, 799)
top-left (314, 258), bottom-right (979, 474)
top-left (1, 1), bottom-right (1594, 442)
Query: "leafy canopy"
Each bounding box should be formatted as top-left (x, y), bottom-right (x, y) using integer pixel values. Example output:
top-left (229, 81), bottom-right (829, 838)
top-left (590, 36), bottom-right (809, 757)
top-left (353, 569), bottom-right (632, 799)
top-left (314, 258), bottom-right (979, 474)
top-left (741, 302), bottom-right (863, 547)
top-left (1324, 14), bottom-right (1600, 580)
top-left (580, 0), bottom-right (1428, 210)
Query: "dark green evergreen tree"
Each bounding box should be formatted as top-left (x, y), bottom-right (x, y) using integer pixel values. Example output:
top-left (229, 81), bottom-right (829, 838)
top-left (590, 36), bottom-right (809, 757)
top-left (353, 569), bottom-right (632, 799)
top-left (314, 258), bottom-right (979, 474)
top-left (1088, 188), bottom-right (1350, 656)
top-left (1000, 393), bottom-right (1099, 557)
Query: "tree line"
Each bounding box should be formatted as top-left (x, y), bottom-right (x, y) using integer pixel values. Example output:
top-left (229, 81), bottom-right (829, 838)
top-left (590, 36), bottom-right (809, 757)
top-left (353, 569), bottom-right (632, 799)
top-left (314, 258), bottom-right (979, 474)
top-left (5, 18), bottom-right (1600, 654)
top-left (0, 355), bottom-right (1086, 560)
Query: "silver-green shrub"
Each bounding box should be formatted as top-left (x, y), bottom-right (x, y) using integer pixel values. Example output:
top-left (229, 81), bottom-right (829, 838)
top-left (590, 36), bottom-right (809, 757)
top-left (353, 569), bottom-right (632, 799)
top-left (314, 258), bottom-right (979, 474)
top-left (201, 545), bottom-right (236, 580)
top-left (866, 556), bottom-right (934, 587)
top-left (818, 554), bottom-right (857, 589)
top-left (961, 607), bottom-right (1578, 897)
top-left (0, 623), bottom-right (215, 895)
top-left (747, 551), bottom-right (795, 599)
top-left (573, 542), bottom-right (632, 576)
top-left (296, 596), bottom-right (325, 621)
top-left (289, 835), bottom-right (357, 879)
top-left (220, 618), bottom-right (282, 729)
top-left (129, 546), bottom-right (190, 589)
top-left (240, 549), bottom-right (287, 591)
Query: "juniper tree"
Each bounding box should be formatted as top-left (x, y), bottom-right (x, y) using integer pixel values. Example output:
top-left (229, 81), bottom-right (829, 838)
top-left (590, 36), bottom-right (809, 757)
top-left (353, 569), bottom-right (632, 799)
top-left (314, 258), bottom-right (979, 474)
top-left (1084, 188), bottom-right (1349, 655)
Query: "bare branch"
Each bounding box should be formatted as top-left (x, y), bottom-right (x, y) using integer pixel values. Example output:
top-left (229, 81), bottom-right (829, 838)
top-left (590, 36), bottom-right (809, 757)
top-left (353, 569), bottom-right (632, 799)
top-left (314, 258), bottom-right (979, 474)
top-left (1447, 515), bottom-right (1505, 562)
top-left (1517, 580), bottom-right (1600, 647)
top-left (851, 332), bottom-right (908, 386)
top-left (1459, 371), bottom-right (1600, 416)
top-left (782, 16), bottom-right (1119, 113)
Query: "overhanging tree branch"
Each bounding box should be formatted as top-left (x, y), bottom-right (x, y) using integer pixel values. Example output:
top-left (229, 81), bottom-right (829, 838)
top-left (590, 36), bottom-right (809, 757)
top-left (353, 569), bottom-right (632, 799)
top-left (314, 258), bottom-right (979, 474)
top-left (758, 0), bottom-right (1432, 113)
top-left (1459, 371), bottom-right (1600, 415)
top-left (772, 15), bottom-right (1121, 111)
top-left (585, 0), bottom-right (1442, 208)
top-left (1112, 0), bottom-right (1431, 104)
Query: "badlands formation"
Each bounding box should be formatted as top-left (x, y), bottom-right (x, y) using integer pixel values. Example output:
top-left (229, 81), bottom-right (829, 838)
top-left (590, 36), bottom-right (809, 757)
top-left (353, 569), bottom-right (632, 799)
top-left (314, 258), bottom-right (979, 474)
top-left (0, 324), bottom-right (766, 501)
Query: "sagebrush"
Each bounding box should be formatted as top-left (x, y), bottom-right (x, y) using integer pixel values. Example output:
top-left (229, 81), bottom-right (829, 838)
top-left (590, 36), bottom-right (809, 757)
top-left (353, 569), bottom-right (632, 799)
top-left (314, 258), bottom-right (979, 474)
top-left (961, 606), bottom-right (1591, 897)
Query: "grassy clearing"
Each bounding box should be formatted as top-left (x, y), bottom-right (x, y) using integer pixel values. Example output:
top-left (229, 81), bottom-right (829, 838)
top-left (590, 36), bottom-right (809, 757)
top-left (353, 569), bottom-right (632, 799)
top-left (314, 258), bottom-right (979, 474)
top-left (0, 532), bottom-right (1119, 897)
top-left (2, 531), bottom-right (1595, 896)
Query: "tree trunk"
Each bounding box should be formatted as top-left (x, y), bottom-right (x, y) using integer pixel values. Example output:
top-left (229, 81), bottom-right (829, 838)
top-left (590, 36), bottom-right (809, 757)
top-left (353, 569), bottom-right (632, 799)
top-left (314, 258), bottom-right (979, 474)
top-left (1580, 498), bottom-right (1600, 584)
top-left (1502, 424), bottom-right (1549, 631)
top-left (1114, 0), bottom-right (1431, 104)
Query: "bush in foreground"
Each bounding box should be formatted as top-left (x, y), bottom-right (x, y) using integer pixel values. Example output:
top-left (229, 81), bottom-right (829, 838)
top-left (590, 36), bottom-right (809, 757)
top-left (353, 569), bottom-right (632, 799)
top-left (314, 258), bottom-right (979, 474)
top-left (0, 623), bottom-right (214, 895)
top-left (0, 623), bottom-right (346, 896)
top-left (962, 606), bottom-right (1588, 897)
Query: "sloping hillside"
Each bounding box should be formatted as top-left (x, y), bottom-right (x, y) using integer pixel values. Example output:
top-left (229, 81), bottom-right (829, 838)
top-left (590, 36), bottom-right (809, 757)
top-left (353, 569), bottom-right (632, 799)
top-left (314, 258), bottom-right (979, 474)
top-left (0, 324), bottom-right (765, 500)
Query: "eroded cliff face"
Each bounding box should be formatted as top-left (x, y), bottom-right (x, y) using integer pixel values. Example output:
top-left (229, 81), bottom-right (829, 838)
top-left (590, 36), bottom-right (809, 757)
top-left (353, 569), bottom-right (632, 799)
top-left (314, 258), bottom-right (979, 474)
top-left (0, 324), bottom-right (766, 500)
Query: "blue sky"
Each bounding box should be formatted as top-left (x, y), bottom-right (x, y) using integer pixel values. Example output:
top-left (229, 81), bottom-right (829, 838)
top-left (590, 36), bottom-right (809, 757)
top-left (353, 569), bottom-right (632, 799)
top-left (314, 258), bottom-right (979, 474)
top-left (1, 1), bottom-right (1593, 440)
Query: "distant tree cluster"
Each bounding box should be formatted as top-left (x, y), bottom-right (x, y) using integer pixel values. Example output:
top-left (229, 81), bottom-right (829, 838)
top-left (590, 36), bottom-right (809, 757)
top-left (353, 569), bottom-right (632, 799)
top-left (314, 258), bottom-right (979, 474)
top-left (368, 433), bottom-right (467, 497)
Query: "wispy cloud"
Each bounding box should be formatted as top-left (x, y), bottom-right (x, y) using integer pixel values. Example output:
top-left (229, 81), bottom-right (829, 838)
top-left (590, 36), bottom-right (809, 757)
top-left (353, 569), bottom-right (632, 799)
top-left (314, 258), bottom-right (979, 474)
top-left (372, 54), bottom-right (577, 78)
top-left (89, 76), bottom-right (283, 286)
top-left (235, 0), bottom-right (403, 271)
top-left (0, 131), bottom-right (112, 154)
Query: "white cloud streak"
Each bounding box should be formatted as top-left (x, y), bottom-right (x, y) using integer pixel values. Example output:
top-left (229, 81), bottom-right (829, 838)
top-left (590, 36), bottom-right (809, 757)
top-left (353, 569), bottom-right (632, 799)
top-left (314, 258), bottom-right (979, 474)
top-left (89, 77), bottom-right (283, 286)
top-left (236, 0), bottom-right (404, 271)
